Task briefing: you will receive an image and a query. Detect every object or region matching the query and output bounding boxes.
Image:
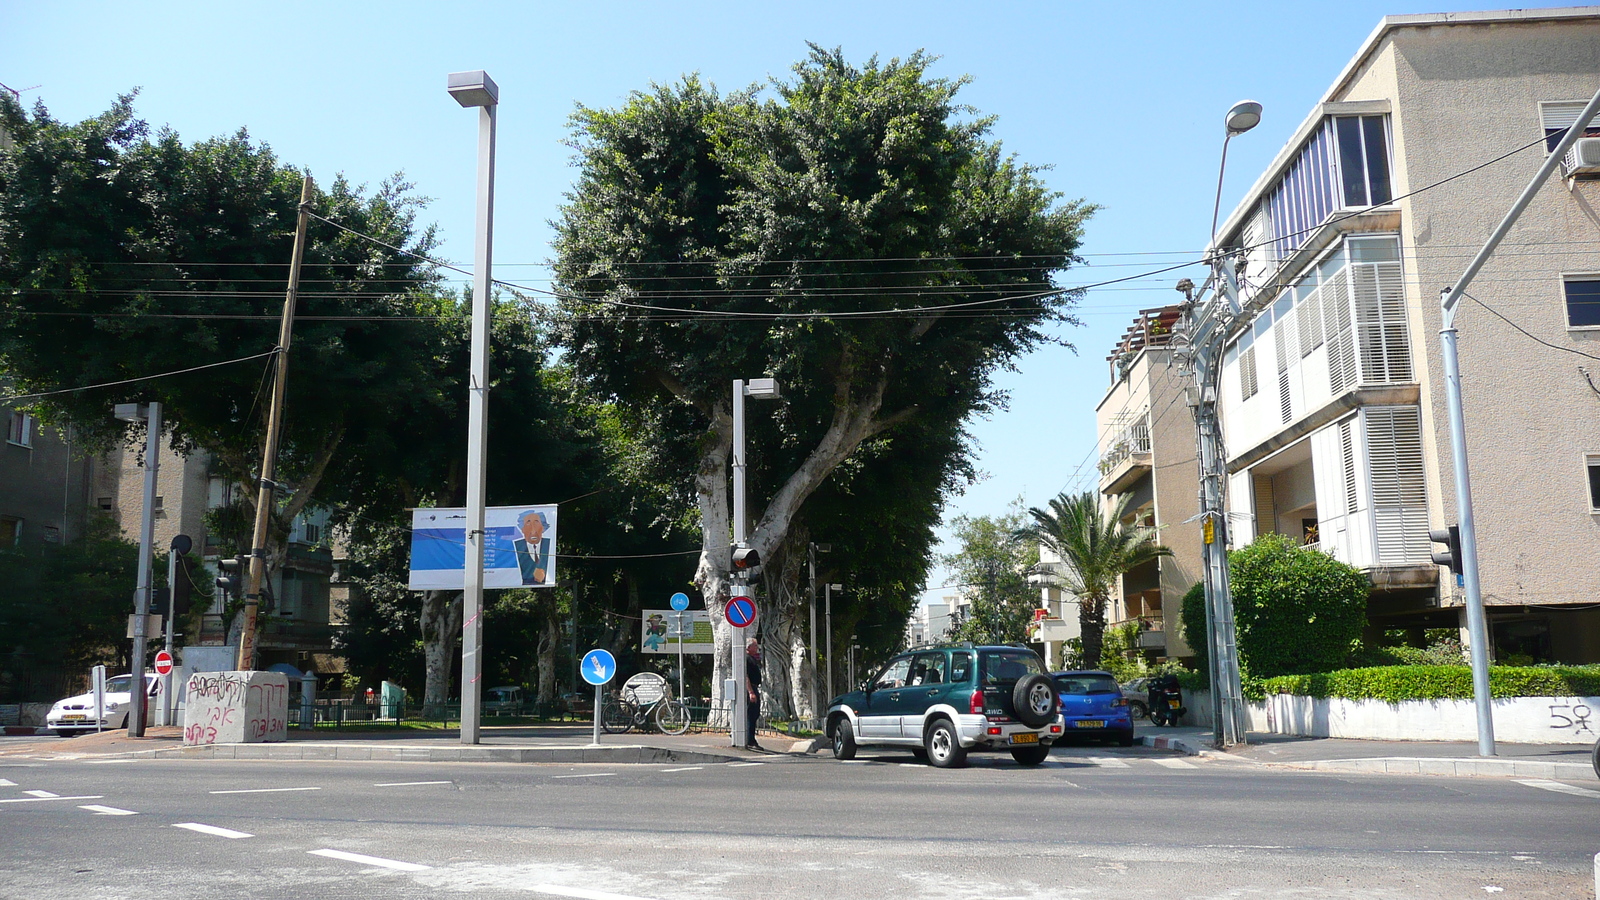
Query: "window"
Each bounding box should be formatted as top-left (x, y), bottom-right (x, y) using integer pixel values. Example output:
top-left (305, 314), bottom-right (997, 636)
top-left (1335, 115), bottom-right (1392, 208)
top-left (949, 652), bottom-right (972, 683)
top-left (1541, 100), bottom-right (1600, 152)
top-left (0, 517), bottom-right (19, 547)
top-left (872, 657), bottom-right (912, 691)
top-left (909, 652), bottom-right (947, 686)
top-left (1587, 455), bottom-right (1600, 513)
top-left (97, 497), bottom-right (113, 511)
top-left (6, 411), bottom-right (32, 447)
top-left (1565, 277), bottom-right (1600, 328)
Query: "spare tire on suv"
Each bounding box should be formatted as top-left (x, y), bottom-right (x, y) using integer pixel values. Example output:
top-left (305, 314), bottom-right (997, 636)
top-left (1012, 673), bottom-right (1058, 728)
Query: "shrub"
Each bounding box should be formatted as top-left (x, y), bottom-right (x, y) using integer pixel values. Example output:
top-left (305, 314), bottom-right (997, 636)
top-left (1260, 665), bottom-right (1600, 703)
top-left (1228, 534), bottom-right (1368, 677)
top-left (1179, 580), bottom-right (1207, 674)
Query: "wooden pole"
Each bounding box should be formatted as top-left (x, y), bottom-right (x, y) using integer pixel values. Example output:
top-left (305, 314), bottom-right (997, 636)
top-left (237, 175), bottom-right (313, 671)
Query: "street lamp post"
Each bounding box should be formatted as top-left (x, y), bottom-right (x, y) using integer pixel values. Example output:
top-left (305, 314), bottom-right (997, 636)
top-left (824, 582), bottom-right (842, 706)
top-left (807, 542), bottom-right (830, 725)
top-left (113, 401), bottom-right (161, 737)
top-left (447, 69), bottom-right (499, 746)
top-left (730, 377), bottom-right (779, 748)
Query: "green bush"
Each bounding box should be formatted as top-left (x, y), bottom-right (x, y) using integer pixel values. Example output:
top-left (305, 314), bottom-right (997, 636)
top-left (1260, 665), bottom-right (1600, 703)
top-left (1229, 534), bottom-right (1368, 677)
top-left (1179, 580), bottom-right (1207, 674)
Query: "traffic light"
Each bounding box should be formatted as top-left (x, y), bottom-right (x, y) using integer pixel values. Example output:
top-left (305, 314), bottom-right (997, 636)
top-left (215, 555), bottom-right (247, 599)
top-left (730, 545), bottom-right (760, 576)
top-left (1429, 524), bottom-right (1462, 572)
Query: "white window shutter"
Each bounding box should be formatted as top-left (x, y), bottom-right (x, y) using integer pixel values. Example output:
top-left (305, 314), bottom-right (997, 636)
top-left (1365, 406), bottom-right (1429, 565)
top-left (1353, 261), bottom-right (1411, 384)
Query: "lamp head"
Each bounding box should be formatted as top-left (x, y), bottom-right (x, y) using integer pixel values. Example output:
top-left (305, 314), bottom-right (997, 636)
top-left (447, 70), bottom-right (499, 108)
top-left (1225, 100), bottom-right (1262, 136)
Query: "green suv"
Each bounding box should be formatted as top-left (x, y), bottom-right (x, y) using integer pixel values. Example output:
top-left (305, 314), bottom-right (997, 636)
top-left (825, 644), bottom-right (1064, 767)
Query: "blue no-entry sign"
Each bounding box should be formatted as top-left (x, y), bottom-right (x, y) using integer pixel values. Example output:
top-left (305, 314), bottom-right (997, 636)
top-left (725, 596), bottom-right (756, 628)
top-left (580, 649), bottom-right (617, 686)
top-left (669, 592), bottom-right (690, 611)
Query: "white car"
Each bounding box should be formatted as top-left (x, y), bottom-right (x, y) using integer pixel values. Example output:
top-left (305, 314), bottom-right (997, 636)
top-left (46, 674), bottom-right (160, 736)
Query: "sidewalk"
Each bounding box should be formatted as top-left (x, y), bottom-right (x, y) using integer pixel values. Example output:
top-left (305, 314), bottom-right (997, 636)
top-left (1140, 725), bottom-right (1597, 781)
top-left (0, 723), bottom-right (813, 765)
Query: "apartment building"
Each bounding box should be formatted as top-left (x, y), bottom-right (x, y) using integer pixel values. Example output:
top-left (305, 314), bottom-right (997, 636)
top-left (0, 406), bottom-right (94, 549)
top-left (1210, 8), bottom-right (1600, 663)
top-left (1092, 306), bottom-right (1201, 661)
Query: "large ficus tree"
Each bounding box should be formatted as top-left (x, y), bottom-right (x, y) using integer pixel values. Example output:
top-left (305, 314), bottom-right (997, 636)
top-left (551, 46), bottom-right (1093, 713)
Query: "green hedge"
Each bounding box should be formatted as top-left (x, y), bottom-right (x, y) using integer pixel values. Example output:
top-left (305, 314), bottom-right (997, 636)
top-left (1258, 666), bottom-right (1600, 703)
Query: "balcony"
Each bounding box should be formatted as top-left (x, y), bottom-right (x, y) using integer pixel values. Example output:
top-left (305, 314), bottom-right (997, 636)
top-left (1098, 419), bottom-right (1152, 494)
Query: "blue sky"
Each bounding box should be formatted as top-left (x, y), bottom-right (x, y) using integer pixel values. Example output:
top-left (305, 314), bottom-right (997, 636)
top-left (4, 1), bottom-right (1526, 590)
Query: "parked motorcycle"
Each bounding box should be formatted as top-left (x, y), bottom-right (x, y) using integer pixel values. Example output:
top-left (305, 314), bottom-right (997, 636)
top-left (1147, 674), bottom-right (1186, 727)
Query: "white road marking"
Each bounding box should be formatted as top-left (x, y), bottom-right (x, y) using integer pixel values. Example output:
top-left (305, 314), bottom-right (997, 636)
top-left (898, 763), bottom-right (922, 768)
top-left (209, 786), bottom-right (322, 794)
top-left (0, 778), bottom-right (16, 786)
top-left (550, 773), bottom-right (614, 779)
top-left (532, 884), bottom-right (661, 900)
top-left (659, 767), bottom-right (702, 773)
top-left (1086, 757), bottom-right (1130, 768)
top-left (1152, 758), bottom-right (1197, 769)
top-left (0, 794), bottom-right (101, 804)
top-left (79, 804), bottom-right (138, 816)
top-left (309, 848), bottom-right (430, 871)
top-left (1517, 779), bottom-right (1600, 799)
top-left (83, 759), bottom-right (136, 764)
top-left (727, 762), bottom-right (764, 767)
top-left (173, 822), bottom-right (253, 839)
top-left (374, 781), bottom-right (452, 787)
top-left (24, 790), bottom-right (58, 798)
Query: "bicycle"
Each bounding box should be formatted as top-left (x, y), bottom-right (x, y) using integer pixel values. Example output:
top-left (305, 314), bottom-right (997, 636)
top-left (601, 672), bottom-right (692, 736)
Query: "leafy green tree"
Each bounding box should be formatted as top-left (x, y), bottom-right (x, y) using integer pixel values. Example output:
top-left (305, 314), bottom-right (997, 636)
top-left (1018, 490), bottom-right (1171, 672)
top-left (940, 503), bottom-right (1037, 645)
top-left (1227, 533), bottom-right (1369, 677)
top-left (551, 47), bottom-right (1093, 711)
top-left (1179, 580), bottom-right (1208, 675)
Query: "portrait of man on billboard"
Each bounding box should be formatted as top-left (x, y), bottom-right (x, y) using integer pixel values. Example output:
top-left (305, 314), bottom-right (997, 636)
top-left (513, 509), bottom-right (551, 585)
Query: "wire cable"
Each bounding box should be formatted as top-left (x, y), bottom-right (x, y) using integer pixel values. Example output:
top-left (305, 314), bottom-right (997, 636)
top-left (1, 348), bottom-right (283, 404)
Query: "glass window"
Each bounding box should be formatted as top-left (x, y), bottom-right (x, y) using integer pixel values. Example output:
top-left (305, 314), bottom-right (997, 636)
top-left (1272, 295), bottom-right (1293, 320)
top-left (909, 652), bottom-right (947, 686)
top-left (949, 652), bottom-right (973, 683)
top-left (872, 657), bottom-right (912, 691)
top-left (1317, 247), bottom-right (1347, 282)
top-left (979, 650), bottom-right (1044, 685)
top-left (0, 517), bottom-right (19, 547)
top-left (1350, 236), bottom-right (1399, 263)
top-left (1565, 278), bottom-right (1600, 328)
top-left (1293, 276), bottom-right (1316, 304)
top-left (1336, 115), bottom-right (1392, 208)
top-left (1337, 117), bottom-right (1369, 206)
top-left (1053, 673), bottom-right (1121, 695)
top-left (6, 412), bottom-right (32, 447)
top-left (1588, 456), bottom-right (1600, 512)
top-left (1363, 116), bottom-right (1392, 204)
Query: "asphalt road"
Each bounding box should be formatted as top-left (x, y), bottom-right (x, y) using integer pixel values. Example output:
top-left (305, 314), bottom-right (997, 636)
top-left (2, 742), bottom-right (1597, 899)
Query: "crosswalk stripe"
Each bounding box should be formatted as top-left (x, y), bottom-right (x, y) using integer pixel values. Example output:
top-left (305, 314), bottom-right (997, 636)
top-left (1153, 758), bottom-right (1198, 769)
top-left (0, 778), bottom-right (16, 787)
top-left (173, 822), bottom-right (253, 839)
top-left (1085, 757), bottom-right (1130, 768)
top-left (80, 804), bottom-right (138, 815)
top-left (1517, 779), bottom-right (1600, 799)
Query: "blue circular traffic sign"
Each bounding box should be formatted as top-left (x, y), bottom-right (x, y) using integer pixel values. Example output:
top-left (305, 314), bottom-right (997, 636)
top-left (725, 596), bottom-right (756, 628)
top-left (669, 592), bottom-right (690, 611)
top-left (580, 649), bottom-right (617, 686)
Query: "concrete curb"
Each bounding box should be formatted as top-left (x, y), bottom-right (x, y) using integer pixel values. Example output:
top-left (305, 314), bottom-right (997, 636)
top-left (1138, 732), bottom-right (1594, 780)
top-left (138, 742), bottom-right (752, 765)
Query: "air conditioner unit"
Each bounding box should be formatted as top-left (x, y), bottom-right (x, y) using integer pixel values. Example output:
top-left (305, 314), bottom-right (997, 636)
top-left (1564, 137), bottom-right (1600, 175)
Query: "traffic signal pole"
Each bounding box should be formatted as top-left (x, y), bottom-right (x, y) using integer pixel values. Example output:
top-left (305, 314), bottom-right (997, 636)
top-left (238, 175), bottom-right (313, 672)
top-left (1434, 85), bottom-right (1600, 757)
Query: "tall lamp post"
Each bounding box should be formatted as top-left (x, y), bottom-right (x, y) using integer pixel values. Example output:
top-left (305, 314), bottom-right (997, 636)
top-left (1186, 99), bottom-right (1261, 749)
top-left (113, 401), bottom-right (160, 737)
top-left (730, 377), bottom-right (780, 747)
top-left (447, 69), bottom-right (499, 746)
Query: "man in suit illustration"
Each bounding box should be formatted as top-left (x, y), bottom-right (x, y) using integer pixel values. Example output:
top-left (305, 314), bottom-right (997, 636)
top-left (513, 510), bottom-right (551, 585)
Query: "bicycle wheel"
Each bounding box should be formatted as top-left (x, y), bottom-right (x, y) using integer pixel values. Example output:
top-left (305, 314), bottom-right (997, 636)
top-left (601, 697), bottom-right (634, 734)
top-left (655, 699), bottom-right (691, 736)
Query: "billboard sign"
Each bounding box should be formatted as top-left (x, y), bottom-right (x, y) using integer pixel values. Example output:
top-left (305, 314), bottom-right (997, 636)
top-left (640, 609), bottom-right (713, 655)
top-left (408, 505), bottom-right (558, 590)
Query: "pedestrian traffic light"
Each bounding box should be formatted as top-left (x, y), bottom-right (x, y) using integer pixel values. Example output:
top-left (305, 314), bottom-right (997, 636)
top-left (730, 545), bottom-right (760, 575)
top-left (1429, 524), bottom-right (1462, 573)
top-left (215, 555), bottom-right (247, 599)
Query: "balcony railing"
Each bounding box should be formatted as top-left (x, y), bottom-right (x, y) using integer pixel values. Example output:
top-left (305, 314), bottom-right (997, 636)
top-left (1098, 419), bottom-right (1152, 475)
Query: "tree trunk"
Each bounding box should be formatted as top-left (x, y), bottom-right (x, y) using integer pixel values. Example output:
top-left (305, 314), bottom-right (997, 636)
top-left (691, 404), bottom-right (734, 726)
top-left (420, 589), bottom-right (462, 718)
top-left (536, 609), bottom-right (559, 706)
top-left (1080, 592), bottom-right (1108, 671)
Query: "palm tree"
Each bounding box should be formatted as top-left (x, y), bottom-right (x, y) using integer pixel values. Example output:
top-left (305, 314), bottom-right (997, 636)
top-left (1018, 490), bottom-right (1171, 669)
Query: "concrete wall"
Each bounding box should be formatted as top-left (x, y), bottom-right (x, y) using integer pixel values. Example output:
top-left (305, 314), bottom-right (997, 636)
top-left (0, 411), bottom-right (94, 547)
top-left (1186, 688), bottom-right (1600, 744)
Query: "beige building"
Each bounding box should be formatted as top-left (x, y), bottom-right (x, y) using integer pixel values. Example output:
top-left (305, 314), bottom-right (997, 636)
top-left (1209, 8), bottom-right (1600, 663)
top-left (1093, 306), bottom-right (1202, 661)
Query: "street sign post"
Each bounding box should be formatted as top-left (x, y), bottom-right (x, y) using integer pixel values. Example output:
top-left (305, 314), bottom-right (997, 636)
top-left (153, 650), bottom-right (174, 676)
top-left (581, 649), bottom-right (617, 745)
top-left (670, 592), bottom-right (689, 611)
top-left (669, 592), bottom-right (690, 701)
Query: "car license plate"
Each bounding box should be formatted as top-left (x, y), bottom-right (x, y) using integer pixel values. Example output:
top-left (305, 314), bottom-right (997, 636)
top-left (62, 715), bottom-right (86, 722)
top-left (1009, 732), bottom-right (1038, 744)
top-left (1073, 720), bottom-right (1106, 729)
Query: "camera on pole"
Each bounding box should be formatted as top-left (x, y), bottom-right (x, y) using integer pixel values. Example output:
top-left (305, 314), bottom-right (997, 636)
top-left (215, 554), bottom-right (247, 599)
top-left (1429, 524), bottom-right (1463, 572)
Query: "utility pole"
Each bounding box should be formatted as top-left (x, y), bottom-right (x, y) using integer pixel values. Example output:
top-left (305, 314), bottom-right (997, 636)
top-left (125, 400), bottom-right (161, 737)
top-left (1436, 85), bottom-right (1600, 758)
top-left (238, 175), bottom-right (313, 672)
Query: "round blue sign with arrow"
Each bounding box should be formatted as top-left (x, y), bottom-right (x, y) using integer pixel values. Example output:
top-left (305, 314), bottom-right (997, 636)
top-left (669, 592), bottom-right (690, 611)
top-left (725, 596), bottom-right (757, 629)
top-left (580, 649), bottom-right (617, 686)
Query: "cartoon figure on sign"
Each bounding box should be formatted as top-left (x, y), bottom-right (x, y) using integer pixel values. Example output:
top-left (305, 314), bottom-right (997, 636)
top-left (513, 510), bottom-right (551, 585)
top-left (643, 614), bottom-right (668, 651)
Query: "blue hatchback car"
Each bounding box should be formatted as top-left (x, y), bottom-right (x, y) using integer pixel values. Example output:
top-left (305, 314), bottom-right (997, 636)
top-left (1050, 669), bottom-right (1135, 747)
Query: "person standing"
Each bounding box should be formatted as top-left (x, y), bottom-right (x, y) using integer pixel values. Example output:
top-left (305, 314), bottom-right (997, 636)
top-left (744, 637), bottom-right (762, 750)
